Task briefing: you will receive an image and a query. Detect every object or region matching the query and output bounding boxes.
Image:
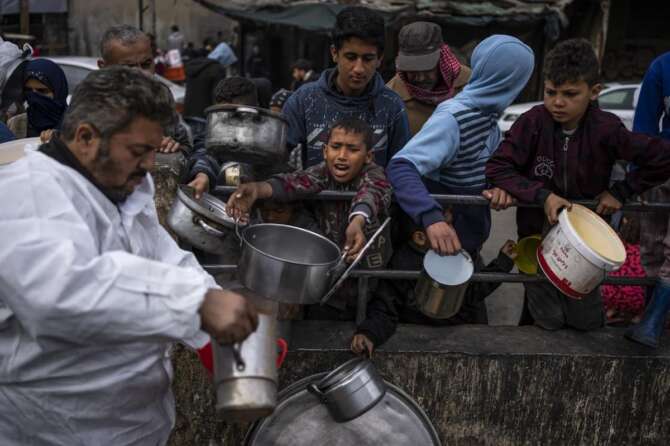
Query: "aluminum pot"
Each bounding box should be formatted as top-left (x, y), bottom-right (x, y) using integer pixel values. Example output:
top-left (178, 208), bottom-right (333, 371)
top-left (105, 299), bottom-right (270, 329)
top-left (238, 223), bottom-right (342, 304)
top-left (167, 185), bottom-right (244, 254)
top-left (415, 250), bottom-right (474, 319)
top-left (307, 358), bottom-right (386, 423)
top-left (205, 104), bottom-right (288, 166)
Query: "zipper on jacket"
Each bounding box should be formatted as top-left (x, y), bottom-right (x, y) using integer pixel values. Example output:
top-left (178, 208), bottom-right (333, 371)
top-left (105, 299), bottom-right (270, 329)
top-left (562, 136), bottom-right (569, 195)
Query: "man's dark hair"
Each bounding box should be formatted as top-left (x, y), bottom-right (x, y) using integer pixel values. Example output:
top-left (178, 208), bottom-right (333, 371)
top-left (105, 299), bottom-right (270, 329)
top-left (213, 76), bottom-right (258, 106)
top-left (99, 25), bottom-right (148, 61)
top-left (543, 38), bottom-right (600, 86)
top-left (291, 59), bottom-right (311, 72)
top-left (332, 7), bottom-right (386, 54)
top-left (61, 67), bottom-right (175, 141)
top-left (171, 25), bottom-right (179, 32)
top-left (327, 116), bottom-right (374, 152)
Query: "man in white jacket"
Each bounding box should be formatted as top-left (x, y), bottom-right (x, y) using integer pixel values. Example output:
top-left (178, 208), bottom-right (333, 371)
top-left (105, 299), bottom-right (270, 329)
top-left (0, 66), bottom-right (258, 445)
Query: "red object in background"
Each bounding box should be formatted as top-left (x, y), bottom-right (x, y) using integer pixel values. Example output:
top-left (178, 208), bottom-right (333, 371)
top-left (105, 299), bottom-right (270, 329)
top-left (196, 338), bottom-right (289, 376)
top-left (601, 242), bottom-right (646, 316)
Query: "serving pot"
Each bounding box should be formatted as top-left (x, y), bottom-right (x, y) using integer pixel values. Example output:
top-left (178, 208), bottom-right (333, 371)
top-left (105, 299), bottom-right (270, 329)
top-left (307, 357), bottom-right (386, 423)
top-left (415, 250), bottom-right (474, 319)
top-left (205, 104), bottom-right (288, 166)
top-left (237, 223), bottom-right (343, 304)
top-left (167, 185), bottom-right (244, 254)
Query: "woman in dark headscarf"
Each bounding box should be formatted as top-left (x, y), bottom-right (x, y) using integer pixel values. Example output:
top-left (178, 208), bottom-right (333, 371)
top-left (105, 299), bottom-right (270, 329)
top-left (7, 58), bottom-right (68, 140)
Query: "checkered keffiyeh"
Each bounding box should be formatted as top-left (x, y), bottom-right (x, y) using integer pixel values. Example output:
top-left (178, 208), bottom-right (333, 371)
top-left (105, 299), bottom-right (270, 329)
top-left (399, 44), bottom-right (462, 105)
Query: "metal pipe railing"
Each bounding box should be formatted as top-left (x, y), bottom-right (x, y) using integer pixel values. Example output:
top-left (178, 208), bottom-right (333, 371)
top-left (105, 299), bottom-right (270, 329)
top-left (213, 186), bottom-right (670, 212)
top-left (203, 265), bottom-right (657, 286)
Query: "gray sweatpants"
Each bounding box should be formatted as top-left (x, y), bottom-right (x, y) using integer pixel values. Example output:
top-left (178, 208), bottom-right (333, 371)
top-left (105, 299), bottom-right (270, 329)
top-left (525, 279), bottom-right (604, 331)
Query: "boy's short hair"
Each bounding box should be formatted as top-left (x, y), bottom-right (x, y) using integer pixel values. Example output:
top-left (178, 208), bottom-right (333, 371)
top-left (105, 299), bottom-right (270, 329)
top-left (543, 38), bottom-right (600, 86)
top-left (327, 116), bottom-right (374, 152)
top-left (291, 59), bottom-right (311, 71)
top-left (213, 76), bottom-right (258, 106)
top-left (332, 7), bottom-right (385, 55)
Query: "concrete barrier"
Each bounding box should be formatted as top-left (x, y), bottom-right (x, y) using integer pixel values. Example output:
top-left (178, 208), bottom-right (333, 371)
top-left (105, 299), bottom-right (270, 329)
top-left (169, 322), bottom-right (670, 445)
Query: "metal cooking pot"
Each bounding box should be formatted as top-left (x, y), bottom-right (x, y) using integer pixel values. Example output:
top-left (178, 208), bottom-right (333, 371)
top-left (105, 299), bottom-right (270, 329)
top-left (205, 104), bottom-right (288, 166)
top-left (307, 358), bottom-right (386, 423)
top-left (167, 185), bottom-right (244, 254)
top-left (237, 223), bottom-right (342, 304)
top-left (415, 250), bottom-right (474, 319)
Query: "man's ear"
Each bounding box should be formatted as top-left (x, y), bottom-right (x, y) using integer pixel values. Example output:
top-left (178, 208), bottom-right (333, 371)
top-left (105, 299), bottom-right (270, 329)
top-left (590, 83), bottom-right (602, 101)
top-left (72, 123), bottom-right (101, 164)
top-left (376, 53), bottom-right (384, 69)
top-left (330, 45), bottom-right (338, 64)
top-left (97, 59), bottom-right (106, 69)
top-left (365, 148), bottom-right (373, 164)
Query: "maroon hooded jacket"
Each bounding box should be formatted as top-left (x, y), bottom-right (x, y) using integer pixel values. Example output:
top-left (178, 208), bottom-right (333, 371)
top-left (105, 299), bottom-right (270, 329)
top-left (486, 104), bottom-right (670, 237)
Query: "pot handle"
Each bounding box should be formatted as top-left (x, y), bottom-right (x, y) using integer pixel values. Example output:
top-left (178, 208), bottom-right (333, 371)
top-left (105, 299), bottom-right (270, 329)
top-left (276, 338), bottom-right (288, 369)
top-left (235, 106), bottom-right (259, 115)
top-left (307, 383), bottom-right (327, 403)
top-left (195, 217), bottom-right (225, 237)
top-left (231, 343), bottom-right (245, 372)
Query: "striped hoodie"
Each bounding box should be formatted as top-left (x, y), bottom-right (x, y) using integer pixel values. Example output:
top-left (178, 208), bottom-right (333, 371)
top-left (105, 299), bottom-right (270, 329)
top-left (387, 35), bottom-right (534, 253)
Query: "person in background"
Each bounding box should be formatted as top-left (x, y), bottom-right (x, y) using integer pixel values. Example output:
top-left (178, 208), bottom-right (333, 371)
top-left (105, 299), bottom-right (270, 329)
top-left (282, 6), bottom-right (410, 168)
top-left (167, 25), bottom-right (185, 53)
top-left (7, 58), bottom-right (67, 142)
top-left (98, 25), bottom-right (191, 155)
top-left (626, 51), bottom-right (670, 348)
top-left (387, 21), bottom-right (471, 136)
top-left (246, 44), bottom-right (269, 79)
top-left (0, 66), bottom-right (257, 445)
top-left (182, 42), bottom-right (198, 63)
top-left (227, 117), bottom-right (396, 355)
top-left (183, 49), bottom-right (227, 119)
top-left (208, 40), bottom-right (238, 77)
top-left (290, 58), bottom-right (318, 91)
top-left (270, 88), bottom-right (292, 114)
top-left (486, 39), bottom-right (670, 332)
top-left (0, 36), bottom-right (28, 143)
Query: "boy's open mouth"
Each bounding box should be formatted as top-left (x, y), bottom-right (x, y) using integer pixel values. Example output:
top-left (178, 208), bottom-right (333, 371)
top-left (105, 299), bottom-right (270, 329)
top-left (332, 163), bottom-right (350, 176)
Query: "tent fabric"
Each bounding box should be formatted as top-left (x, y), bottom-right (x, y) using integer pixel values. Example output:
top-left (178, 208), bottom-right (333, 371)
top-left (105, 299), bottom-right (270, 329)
top-left (0, 0), bottom-right (67, 14)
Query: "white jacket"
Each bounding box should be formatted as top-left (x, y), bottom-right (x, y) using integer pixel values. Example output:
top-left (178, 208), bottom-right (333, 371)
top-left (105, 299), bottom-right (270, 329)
top-left (0, 148), bottom-right (215, 445)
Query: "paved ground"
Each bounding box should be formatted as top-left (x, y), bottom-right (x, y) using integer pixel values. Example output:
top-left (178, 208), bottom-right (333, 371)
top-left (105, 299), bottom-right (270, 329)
top-left (480, 208), bottom-right (525, 325)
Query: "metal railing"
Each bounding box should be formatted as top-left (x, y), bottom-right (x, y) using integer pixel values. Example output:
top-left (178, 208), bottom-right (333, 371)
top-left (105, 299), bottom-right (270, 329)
top-left (209, 187), bottom-right (664, 323)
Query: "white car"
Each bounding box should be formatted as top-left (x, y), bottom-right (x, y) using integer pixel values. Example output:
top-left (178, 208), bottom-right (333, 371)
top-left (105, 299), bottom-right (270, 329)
top-left (498, 83), bottom-right (641, 132)
top-left (45, 56), bottom-right (185, 108)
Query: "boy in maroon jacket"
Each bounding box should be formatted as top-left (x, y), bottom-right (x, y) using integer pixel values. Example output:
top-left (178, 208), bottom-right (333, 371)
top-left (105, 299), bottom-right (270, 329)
top-left (486, 39), bottom-right (670, 331)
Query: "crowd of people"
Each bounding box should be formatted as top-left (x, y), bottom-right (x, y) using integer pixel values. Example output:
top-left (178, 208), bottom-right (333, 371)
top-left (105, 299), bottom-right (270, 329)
top-left (0, 4), bottom-right (669, 444)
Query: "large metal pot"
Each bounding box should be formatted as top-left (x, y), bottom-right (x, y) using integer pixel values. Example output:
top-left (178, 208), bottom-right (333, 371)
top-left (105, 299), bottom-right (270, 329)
top-left (238, 223), bottom-right (342, 304)
top-left (415, 250), bottom-right (474, 319)
top-left (212, 286), bottom-right (286, 422)
top-left (307, 358), bottom-right (386, 423)
top-left (205, 104), bottom-right (288, 166)
top-left (167, 185), bottom-right (243, 254)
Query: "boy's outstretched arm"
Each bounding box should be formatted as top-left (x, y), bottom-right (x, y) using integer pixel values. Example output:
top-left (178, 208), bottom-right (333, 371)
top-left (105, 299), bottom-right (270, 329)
top-left (351, 163), bottom-right (393, 222)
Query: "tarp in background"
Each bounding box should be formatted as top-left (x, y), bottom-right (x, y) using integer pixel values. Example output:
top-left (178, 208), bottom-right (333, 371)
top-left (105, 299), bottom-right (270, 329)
top-left (0, 0), bottom-right (67, 14)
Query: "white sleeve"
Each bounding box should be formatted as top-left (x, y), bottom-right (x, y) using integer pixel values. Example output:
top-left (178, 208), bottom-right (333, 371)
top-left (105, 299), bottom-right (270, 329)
top-left (0, 174), bottom-right (210, 348)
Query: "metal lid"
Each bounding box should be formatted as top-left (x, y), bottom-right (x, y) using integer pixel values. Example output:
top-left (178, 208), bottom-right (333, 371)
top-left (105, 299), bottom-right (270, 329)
top-left (176, 185), bottom-right (243, 229)
top-left (423, 250), bottom-right (473, 286)
top-left (245, 373), bottom-right (441, 446)
top-left (204, 103), bottom-right (289, 124)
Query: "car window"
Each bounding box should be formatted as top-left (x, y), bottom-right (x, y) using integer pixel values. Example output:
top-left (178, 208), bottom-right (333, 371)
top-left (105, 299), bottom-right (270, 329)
top-left (599, 88), bottom-right (635, 110)
top-left (58, 64), bottom-right (93, 92)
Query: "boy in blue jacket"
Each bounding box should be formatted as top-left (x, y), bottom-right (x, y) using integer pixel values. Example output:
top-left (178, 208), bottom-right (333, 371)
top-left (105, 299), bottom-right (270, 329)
top-left (627, 51), bottom-right (670, 347)
top-left (387, 35), bottom-right (534, 258)
top-left (282, 6), bottom-right (410, 168)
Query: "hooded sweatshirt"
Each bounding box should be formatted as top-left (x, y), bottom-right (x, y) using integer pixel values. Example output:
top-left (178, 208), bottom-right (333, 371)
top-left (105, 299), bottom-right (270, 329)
top-left (183, 57), bottom-right (226, 118)
top-left (282, 68), bottom-right (411, 168)
top-left (633, 51), bottom-right (670, 140)
top-left (387, 35), bottom-right (535, 253)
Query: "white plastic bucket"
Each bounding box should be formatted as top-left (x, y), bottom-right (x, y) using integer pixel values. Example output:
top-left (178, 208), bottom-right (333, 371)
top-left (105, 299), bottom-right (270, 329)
top-left (537, 204), bottom-right (626, 299)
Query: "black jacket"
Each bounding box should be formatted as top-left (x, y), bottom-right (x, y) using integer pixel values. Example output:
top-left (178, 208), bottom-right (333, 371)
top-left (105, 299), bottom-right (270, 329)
top-left (183, 58), bottom-right (226, 118)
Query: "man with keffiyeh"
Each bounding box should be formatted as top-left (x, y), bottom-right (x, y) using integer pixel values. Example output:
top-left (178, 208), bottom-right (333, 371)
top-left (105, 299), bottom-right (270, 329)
top-left (387, 22), bottom-right (471, 136)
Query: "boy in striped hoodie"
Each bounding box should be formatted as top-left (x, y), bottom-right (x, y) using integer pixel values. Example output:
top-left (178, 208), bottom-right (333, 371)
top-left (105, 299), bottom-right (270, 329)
top-left (387, 35), bottom-right (534, 258)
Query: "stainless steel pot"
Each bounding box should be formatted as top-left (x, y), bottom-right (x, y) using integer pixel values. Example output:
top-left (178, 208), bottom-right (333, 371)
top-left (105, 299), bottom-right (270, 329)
top-left (238, 223), bottom-right (342, 304)
top-left (205, 104), bottom-right (288, 166)
top-left (212, 286), bottom-right (282, 422)
top-left (415, 250), bottom-right (474, 319)
top-left (307, 358), bottom-right (386, 423)
top-left (167, 185), bottom-right (244, 254)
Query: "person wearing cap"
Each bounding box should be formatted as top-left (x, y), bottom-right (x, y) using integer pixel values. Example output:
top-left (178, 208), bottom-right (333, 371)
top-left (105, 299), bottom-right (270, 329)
top-left (387, 22), bottom-right (471, 136)
top-left (282, 6), bottom-right (410, 168)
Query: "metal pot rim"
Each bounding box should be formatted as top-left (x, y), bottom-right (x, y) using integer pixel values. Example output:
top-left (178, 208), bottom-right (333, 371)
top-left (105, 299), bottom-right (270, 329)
top-left (204, 103), bottom-right (289, 124)
top-left (317, 357), bottom-right (368, 391)
top-left (177, 185), bottom-right (241, 229)
top-left (241, 223), bottom-right (341, 267)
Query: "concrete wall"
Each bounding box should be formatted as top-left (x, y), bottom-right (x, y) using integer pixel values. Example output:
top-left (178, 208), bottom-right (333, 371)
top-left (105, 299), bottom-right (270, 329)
top-left (169, 322), bottom-right (670, 445)
top-left (67, 0), bottom-right (235, 57)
